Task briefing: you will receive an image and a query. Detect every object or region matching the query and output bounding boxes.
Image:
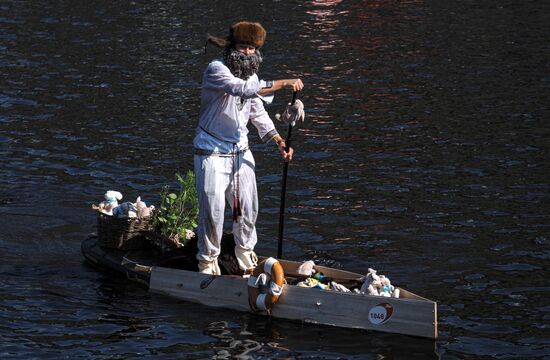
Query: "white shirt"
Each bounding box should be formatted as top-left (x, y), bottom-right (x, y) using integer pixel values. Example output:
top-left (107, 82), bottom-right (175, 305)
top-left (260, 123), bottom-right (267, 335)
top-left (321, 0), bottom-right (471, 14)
top-left (193, 60), bottom-right (277, 153)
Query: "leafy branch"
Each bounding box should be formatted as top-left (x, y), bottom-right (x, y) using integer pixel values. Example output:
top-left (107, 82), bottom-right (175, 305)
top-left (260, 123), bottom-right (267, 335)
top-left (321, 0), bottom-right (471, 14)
top-left (153, 171), bottom-right (198, 244)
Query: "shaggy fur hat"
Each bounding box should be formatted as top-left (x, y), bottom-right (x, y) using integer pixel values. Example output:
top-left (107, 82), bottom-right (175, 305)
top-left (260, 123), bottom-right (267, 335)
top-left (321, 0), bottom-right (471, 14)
top-left (207, 21), bottom-right (266, 49)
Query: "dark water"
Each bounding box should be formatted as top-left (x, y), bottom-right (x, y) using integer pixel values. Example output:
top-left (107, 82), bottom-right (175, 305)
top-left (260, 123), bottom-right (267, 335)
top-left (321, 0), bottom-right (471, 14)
top-left (1, 0), bottom-right (549, 358)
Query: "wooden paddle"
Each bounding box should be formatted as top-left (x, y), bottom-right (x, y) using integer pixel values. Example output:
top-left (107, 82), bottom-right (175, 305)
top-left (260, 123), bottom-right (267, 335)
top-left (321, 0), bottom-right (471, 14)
top-left (277, 91), bottom-right (298, 259)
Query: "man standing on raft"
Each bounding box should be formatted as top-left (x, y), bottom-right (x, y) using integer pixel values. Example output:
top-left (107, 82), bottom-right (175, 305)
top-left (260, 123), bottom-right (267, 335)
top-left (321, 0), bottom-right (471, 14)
top-left (194, 21), bottom-right (304, 275)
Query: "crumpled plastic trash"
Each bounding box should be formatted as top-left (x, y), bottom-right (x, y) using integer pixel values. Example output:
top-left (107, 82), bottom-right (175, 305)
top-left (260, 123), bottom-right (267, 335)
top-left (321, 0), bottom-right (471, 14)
top-left (276, 99), bottom-right (305, 125)
top-left (297, 260), bottom-right (316, 276)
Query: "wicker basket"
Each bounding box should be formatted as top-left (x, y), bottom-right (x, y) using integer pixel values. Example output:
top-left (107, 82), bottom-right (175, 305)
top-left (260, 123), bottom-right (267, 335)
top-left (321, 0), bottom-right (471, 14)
top-left (97, 213), bottom-right (154, 250)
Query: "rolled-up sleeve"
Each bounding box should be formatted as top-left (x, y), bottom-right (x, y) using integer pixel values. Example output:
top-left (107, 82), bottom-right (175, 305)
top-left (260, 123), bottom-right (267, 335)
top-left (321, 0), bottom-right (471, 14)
top-left (203, 61), bottom-right (261, 99)
top-left (249, 97), bottom-right (278, 143)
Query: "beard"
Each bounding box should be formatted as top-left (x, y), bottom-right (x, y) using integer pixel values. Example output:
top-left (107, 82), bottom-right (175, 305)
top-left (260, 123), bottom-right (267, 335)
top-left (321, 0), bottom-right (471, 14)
top-left (223, 48), bottom-right (263, 80)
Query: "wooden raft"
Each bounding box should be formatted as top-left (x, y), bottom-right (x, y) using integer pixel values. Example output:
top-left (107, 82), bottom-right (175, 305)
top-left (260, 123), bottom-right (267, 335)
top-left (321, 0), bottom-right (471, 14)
top-left (149, 258), bottom-right (437, 339)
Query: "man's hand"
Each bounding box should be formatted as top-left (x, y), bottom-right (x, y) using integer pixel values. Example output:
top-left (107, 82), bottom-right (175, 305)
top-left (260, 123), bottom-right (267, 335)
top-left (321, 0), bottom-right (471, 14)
top-left (282, 79), bottom-right (304, 92)
top-left (278, 141), bottom-right (294, 162)
top-left (273, 136), bottom-right (294, 162)
top-left (258, 78), bottom-right (304, 96)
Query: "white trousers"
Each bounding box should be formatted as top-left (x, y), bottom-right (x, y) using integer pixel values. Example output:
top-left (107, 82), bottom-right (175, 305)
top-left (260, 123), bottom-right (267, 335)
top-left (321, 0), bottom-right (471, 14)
top-left (194, 150), bottom-right (258, 263)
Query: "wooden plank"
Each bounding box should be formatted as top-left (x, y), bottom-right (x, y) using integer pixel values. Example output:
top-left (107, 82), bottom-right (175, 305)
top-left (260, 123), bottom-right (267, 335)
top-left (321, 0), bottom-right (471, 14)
top-left (150, 267), bottom-right (251, 312)
top-left (273, 285), bottom-right (437, 339)
top-left (149, 266), bottom-right (437, 339)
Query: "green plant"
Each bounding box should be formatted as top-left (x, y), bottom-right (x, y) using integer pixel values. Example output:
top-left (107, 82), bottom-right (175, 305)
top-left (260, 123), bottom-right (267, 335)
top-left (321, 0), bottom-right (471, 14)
top-left (153, 171), bottom-right (198, 244)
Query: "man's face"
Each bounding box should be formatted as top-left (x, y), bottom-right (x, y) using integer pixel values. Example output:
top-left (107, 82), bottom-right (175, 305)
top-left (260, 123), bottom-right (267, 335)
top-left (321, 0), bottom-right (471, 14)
top-left (236, 43), bottom-right (256, 55)
top-left (224, 44), bottom-right (262, 80)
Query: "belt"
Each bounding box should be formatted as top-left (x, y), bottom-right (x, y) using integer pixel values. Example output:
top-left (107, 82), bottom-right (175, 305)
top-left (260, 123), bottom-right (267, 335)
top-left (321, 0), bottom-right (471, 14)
top-left (194, 146), bottom-right (249, 157)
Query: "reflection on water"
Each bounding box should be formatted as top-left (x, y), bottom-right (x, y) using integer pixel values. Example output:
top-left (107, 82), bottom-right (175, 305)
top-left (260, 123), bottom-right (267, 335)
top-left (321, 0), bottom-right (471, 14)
top-left (1, 0), bottom-right (549, 358)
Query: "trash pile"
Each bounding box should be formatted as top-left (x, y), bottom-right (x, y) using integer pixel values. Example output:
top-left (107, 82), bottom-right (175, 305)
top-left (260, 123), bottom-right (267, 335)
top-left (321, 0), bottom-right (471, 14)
top-left (359, 267), bottom-right (400, 298)
top-left (294, 260), bottom-right (400, 298)
top-left (92, 190), bottom-right (155, 219)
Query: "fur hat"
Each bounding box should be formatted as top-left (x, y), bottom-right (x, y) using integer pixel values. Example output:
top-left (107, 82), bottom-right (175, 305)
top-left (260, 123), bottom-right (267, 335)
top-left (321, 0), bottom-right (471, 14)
top-left (207, 21), bottom-right (266, 49)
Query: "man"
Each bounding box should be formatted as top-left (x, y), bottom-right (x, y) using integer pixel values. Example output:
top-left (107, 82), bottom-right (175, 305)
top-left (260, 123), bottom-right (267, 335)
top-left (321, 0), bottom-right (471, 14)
top-left (194, 21), bottom-right (304, 275)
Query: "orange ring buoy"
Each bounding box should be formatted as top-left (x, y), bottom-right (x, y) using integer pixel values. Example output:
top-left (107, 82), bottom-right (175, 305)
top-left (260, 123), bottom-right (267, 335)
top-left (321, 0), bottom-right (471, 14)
top-left (247, 257), bottom-right (285, 314)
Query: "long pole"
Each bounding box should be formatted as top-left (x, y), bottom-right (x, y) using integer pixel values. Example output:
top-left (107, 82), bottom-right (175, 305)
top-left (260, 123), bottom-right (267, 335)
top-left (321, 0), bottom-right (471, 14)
top-left (277, 91), bottom-right (297, 259)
